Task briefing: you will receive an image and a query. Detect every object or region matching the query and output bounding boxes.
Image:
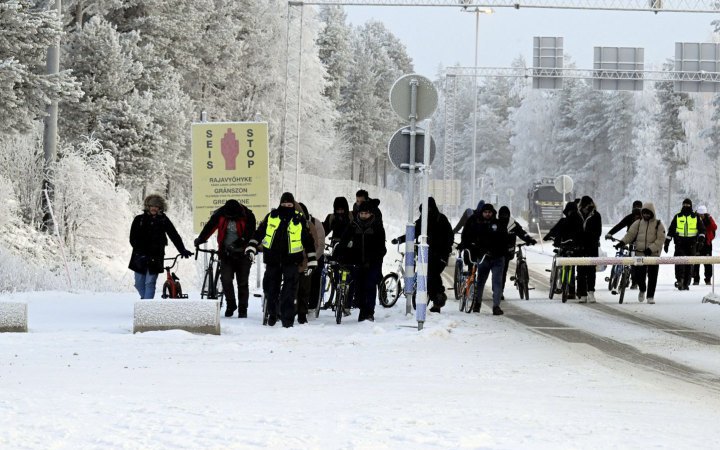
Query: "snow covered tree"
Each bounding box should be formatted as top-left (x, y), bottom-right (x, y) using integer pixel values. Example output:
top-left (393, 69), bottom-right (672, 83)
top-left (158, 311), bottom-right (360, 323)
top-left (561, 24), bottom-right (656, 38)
top-left (0, 0), bottom-right (80, 133)
top-left (317, 5), bottom-right (352, 107)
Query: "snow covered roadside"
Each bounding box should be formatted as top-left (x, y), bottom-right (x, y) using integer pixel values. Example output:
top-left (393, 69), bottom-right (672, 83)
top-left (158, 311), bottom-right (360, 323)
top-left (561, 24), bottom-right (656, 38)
top-left (2, 287), bottom-right (720, 449)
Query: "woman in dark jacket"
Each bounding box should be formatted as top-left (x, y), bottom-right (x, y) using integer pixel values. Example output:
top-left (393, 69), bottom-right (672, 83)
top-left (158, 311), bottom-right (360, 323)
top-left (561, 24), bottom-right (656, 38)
top-left (129, 194), bottom-right (192, 299)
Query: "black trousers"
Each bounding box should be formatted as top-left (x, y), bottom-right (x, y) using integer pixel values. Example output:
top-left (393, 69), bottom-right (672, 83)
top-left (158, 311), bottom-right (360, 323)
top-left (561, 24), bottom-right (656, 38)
top-left (263, 263), bottom-right (300, 326)
top-left (576, 266), bottom-right (596, 297)
top-left (220, 255), bottom-right (252, 310)
top-left (693, 243), bottom-right (713, 282)
top-left (428, 256), bottom-right (447, 303)
top-left (674, 238), bottom-right (696, 287)
top-left (635, 265), bottom-right (659, 298)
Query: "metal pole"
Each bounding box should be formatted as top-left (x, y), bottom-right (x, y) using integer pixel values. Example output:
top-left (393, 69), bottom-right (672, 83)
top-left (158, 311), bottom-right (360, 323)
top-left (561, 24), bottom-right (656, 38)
top-left (294, 5), bottom-right (305, 197)
top-left (280, 1), bottom-right (294, 193)
top-left (471, 10), bottom-right (479, 206)
top-left (416, 121), bottom-right (432, 330)
top-left (405, 78), bottom-right (419, 315)
top-left (42, 0), bottom-right (61, 231)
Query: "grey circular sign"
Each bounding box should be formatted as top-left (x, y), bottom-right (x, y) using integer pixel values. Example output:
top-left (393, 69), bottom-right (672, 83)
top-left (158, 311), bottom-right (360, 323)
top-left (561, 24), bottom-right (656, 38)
top-left (387, 126), bottom-right (436, 173)
top-left (389, 74), bottom-right (438, 122)
top-left (554, 175), bottom-right (574, 194)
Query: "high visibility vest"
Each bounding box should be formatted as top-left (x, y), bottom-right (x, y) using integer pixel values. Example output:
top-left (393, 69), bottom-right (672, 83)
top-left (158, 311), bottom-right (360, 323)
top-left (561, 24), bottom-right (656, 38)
top-left (262, 214), bottom-right (303, 253)
top-left (675, 215), bottom-right (698, 237)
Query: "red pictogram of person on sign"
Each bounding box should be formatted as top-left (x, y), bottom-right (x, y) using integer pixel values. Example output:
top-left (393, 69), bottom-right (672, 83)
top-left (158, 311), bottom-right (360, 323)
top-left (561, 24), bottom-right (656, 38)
top-left (221, 128), bottom-right (239, 170)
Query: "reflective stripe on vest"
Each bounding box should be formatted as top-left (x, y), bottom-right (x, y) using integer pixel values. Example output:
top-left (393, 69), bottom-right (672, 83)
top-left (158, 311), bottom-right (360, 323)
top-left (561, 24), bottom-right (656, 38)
top-left (262, 214), bottom-right (304, 253)
top-left (676, 215), bottom-right (698, 237)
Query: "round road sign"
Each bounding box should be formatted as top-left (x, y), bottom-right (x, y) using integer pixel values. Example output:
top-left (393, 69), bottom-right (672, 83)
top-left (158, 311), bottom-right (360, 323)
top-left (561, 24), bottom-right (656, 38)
top-left (389, 74), bottom-right (438, 122)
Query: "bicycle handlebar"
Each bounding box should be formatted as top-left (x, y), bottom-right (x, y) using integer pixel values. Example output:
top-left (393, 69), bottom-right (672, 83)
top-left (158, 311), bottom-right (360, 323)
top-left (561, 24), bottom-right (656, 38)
top-left (194, 247), bottom-right (220, 260)
top-left (164, 253), bottom-right (184, 269)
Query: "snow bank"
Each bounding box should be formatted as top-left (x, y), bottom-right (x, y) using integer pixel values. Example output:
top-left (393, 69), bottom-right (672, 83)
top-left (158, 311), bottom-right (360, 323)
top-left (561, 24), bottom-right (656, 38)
top-left (0, 301), bottom-right (28, 332)
top-left (133, 300), bottom-right (221, 335)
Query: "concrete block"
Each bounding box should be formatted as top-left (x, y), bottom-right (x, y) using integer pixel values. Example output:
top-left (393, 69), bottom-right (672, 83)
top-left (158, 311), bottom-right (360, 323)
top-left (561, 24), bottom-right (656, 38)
top-left (702, 293), bottom-right (720, 305)
top-left (133, 300), bottom-right (221, 335)
top-left (0, 302), bottom-right (28, 333)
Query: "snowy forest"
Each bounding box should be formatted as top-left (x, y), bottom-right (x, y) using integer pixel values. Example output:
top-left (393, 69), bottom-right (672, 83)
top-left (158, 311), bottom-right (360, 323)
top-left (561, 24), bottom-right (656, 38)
top-left (2, 0), bottom-right (720, 291)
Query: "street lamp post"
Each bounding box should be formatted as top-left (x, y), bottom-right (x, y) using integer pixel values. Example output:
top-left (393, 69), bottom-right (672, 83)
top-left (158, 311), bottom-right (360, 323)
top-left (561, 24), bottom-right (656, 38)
top-left (462, 6), bottom-right (493, 206)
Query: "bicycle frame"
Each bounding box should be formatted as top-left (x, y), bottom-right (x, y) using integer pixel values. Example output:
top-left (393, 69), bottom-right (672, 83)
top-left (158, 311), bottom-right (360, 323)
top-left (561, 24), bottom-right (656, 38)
top-left (161, 254), bottom-right (188, 299)
top-left (512, 244), bottom-right (530, 300)
top-left (195, 248), bottom-right (224, 306)
top-left (606, 237), bottom-right (635, 303)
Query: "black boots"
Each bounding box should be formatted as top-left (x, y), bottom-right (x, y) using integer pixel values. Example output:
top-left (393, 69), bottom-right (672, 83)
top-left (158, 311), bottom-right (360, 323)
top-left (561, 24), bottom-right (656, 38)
top-left (492, 305), bottom-right (504, 316)
top-left (224, 305), bottom-right (237, 317)
top-left (297, 313), bottom-right (307, 324)
top-left (238, 308), bottom-right (247, 318)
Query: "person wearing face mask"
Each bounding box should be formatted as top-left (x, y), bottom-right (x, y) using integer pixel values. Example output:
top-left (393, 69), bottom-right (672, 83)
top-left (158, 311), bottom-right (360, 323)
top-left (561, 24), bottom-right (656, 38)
top-left (664, 198), bottom-right (706, 291)
top-left (323, 196), bottom-right (353, 246)
top-left (245, 192), bottom-right (316, 328)
top-left (619, 203), bottom-right (666, 304)
top-left (497, 206), bottom-right (537, 299)
top-left (574, 196), bottom-right (602, 304)
top-left (335, 201), bottom-right (386, 322)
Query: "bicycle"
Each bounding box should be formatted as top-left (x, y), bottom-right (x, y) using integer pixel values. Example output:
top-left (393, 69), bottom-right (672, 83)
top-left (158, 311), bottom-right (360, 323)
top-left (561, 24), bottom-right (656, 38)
top-left (379, 243), bottom-right (417, 308)
top-left (195, 248), bottom-right (225, 309)
top-left (547, 242), bottom-right (577, 303)
top-left (459, 252), bottom-right (488, 313)
top-left (315, 245), bottom-right (337, 314)
top-left (509, 243), bottom-right (530, 300)
top-left (161, 253), bottom-right (190, 299)
top-left (452, 243), bottom-right (467, 300)
top-left (606, 237), bottom-right (635, 304)
top-left (316, 259), bottom-right (355, 324)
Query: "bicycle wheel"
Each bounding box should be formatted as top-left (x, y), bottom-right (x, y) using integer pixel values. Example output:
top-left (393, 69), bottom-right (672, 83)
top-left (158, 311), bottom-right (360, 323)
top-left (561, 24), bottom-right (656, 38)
top-left (518, 262), bottom-right (530, 300)
top-left (175, 282), bottom-right (184, 299)
top-left (379, 273), bottom-right (401, 307)
top-left (453, 260), bottom-right (464, 300)
top-left (561, 267), bottom-right (570, 303)
top-left (548, 258), bottom-right (557, 299)
top-left (200, 270), bottom-right (210, 299)
top-left (618, 268), bottom-right (630, 304)
top-left (162, 281), bottom-right (171, 299)
top-left (262, 294), bottom-right (270, 326)
top-left (315, 269), bottom-right (327, 318)
top-left (335, 289), bottom-right (345, 324)
top-left (463, 279), bottom-right (476, 313)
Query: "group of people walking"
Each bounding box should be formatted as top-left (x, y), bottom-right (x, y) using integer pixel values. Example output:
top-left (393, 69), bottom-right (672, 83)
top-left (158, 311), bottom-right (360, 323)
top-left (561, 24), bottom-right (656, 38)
top-left (127, 191), bottom-right (716, 323)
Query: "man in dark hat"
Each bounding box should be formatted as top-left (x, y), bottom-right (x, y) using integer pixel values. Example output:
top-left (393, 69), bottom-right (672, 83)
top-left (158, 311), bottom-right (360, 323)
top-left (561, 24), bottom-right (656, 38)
top-left (665, 198), bottom-right (706, 290)
top-left (246, 192), bottom-right (316, 327)
top-left (194, 199), bottom-right (256, 318)
top-left (129, 194), bottom-right (193, 299)
top-left (459, 203), bottom-right (508, 315)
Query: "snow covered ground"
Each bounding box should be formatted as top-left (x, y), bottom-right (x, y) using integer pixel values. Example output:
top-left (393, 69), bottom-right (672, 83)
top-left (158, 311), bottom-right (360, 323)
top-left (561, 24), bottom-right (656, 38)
top-left (2, 235), bottom-right (720, 449)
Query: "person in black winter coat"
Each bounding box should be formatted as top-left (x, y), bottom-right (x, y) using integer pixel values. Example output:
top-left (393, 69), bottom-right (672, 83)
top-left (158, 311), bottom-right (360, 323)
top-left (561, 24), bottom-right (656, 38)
top-left (392, 197), bottom-right (454, 312)
top-left (194, 199), bottom-right (256, 318)
top-left (664, 198), bottom-right (707, 290)
top-left (498, 206), bottom-right (537, 297)
top-left (543, 201), bottom-right (581, 299)
top-left (128, 194), bottom-right (193, 299)
top-left (335, 201), bottom-right (386, 322)
top-left (353, 189), bottom-right (383, 222)
top-left (459, 203), bottom-right (508, 315)
top-left (323, 196), bottom-right (353, 246)
top-left (574, 196), bottom-right (602, 303)
top-left (245, 192), bottom-right (316, 328)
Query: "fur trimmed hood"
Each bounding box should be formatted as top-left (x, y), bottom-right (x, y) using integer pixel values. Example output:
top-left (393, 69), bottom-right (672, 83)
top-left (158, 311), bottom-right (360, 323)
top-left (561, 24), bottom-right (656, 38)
top-left (143, 194), bottom-right (167, 212)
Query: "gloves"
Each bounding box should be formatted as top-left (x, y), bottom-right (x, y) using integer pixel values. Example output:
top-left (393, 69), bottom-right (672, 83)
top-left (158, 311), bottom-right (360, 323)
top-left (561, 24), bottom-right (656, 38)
top-left (391, 238), bottom-right (399, 245)
top-left (604, 233), bottom-right (613, 241)
top-left (193, 238), bottom-right (202, 248)
top-left (245, 246), bottom-right (256, 262)
top-left (304, 267), bottom-right (314, 276)
top-left (305, 260), bottom-right (317, 275)
top-left (543, 235), bottom-right (553, 242)
top-left (528, 239), bottom-right (537, 246)
top-left (614, 242), bottom-right (625, 250)
top-left (643, 248), bottom-right (652, 256)
top-left (180, 249), bottom-right (193, 258)
top-left (663, 241), bottom-right (670, 253)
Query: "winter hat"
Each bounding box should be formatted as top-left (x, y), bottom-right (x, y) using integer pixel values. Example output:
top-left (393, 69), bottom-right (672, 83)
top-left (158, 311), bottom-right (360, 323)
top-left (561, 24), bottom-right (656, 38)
top-left (580, 196), bottom-right (594, 208)
top-left (697, 205), bottom-right (708, 214)
top-left (498, 206), bottom-right (511, 219)
top-left (632, 200), bottom-right (643, 209)
top-left (476, 200), bottom-right (486, 212)
top-left (357, 201), bottom-right (373, 213)
top-left (682, 198), bottom-right (693, 207)
top-left (223, 199), bottom-right (242, 218)
top-left (481, 203), bottom-right (495, 213)
top-left (563, 201), bottom-right (578, 216)
top-left (333, 196), bottom-right (350, 212)
top-left (280, 192), bottom-right (295, 204)
top-left (143, 194), bottom-right (166, 211)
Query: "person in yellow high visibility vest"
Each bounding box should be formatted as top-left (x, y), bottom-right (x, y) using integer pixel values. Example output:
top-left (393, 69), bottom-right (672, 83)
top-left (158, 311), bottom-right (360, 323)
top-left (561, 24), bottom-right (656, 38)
top-left (245, 192), bottom-right (316, 327)
top-left (664, 198), bottom-right (706, 291)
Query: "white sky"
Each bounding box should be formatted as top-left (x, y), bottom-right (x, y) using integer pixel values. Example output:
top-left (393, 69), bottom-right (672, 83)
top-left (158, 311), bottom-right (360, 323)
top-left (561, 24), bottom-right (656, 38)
top-left (343, 6), bottom-right (719, 76)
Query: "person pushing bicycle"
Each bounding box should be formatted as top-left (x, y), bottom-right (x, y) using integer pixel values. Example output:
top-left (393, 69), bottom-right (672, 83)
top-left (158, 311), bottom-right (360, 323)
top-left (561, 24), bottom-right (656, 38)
top-left (194, 199), bottom-right (256, 318)
top-left (497, 206), bottom-right (537, 299)
top-left (605, 200), bottom-right (643, 289)
top-left (459, 203), bottom-right (508, 316)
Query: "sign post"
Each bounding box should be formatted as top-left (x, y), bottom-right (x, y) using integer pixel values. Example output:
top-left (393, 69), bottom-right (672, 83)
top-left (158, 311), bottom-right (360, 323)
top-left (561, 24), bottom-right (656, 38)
top-left (389, 74), bottom-right (438, 330)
